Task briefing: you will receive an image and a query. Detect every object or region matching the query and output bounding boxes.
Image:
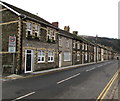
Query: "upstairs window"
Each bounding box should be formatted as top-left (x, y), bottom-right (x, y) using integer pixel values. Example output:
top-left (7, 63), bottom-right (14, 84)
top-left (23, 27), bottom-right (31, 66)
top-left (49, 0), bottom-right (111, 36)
top-left (47, 29), bottom-right (51, 41)
top-left (59, 36), bottom-right (62, 46)
top-left (35, 24), bottom-right (39, 37)
top-left (38, 50), bottom-right (45, 63)
top-left (73, 41), bottom-right (76, 48)
top-left (48, 51), bottom-right (54, 62)
top-left (77, 43), bottom-right (80, 49)
top-left (85, 44), bottom-right (87, 50)
top-left (51, 30), bottom-right (56, 41)
top-left (82, 43), bottom-right (84, 50)
top-left (66, 38), bottom-right (69, 48)
top-left (47, 27), bottom-right (56, 42)
top-left (27, 22), bottom-right (32, 36)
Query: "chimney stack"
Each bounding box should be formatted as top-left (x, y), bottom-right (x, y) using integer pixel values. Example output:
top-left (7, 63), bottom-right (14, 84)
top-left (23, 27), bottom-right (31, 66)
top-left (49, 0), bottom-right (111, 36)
top-left (52, 22), bottom-right (59, 28)
top-left (64, 26), bottom-right (70, 32)
top-left (73, 31), bottom-right (78, 36)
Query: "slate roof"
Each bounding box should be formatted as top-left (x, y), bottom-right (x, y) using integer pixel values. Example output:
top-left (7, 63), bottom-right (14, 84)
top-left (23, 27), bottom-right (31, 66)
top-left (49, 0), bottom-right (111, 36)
top-left (58, 29), bottom-right (73, 39)
top-left (58, 29), bottom-right (93, 43)
top-left (1, 1), bottom-right (58, 29)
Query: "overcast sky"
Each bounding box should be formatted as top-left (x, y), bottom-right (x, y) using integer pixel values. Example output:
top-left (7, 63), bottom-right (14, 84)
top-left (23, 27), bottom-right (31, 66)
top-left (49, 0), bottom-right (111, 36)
top-left (2, 0), bottom-right (119, 38)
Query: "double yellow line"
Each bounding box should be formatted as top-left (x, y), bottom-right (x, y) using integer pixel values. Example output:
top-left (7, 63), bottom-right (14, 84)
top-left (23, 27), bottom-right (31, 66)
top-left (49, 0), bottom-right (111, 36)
top-left (96, 69), bottom-right (119, 101)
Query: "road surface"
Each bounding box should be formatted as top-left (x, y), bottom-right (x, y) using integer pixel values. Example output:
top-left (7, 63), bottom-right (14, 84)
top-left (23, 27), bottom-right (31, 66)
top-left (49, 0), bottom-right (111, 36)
top-left (2, 60), bottom-right (119, 100)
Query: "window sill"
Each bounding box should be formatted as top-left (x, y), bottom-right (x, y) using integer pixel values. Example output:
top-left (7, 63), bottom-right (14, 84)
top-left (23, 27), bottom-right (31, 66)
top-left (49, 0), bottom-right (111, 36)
top-left (48, 61), bottom-right (54, 63)
top-left (64, 60), bottom-right (71, 62)
top-left (38, 61), bottom-right (45, 63)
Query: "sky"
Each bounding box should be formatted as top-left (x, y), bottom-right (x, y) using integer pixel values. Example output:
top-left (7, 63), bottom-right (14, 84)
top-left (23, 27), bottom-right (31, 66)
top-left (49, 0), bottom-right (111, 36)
top-left (2, 0), bottom-right (119, 39)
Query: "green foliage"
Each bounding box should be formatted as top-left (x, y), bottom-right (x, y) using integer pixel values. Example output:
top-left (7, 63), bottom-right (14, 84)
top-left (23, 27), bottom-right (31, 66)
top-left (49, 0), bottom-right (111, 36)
top-left (83, 36), bottom-right (120, 53)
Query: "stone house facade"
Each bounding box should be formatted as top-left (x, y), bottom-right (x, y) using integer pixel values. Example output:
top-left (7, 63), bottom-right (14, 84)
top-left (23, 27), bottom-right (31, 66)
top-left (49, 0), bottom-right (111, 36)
top-left (1, 1), bottom-right (116, 74)
top-left (58, 28), bottom-right (73, 67)
top-left (1, 1), bottom-right (59, 73)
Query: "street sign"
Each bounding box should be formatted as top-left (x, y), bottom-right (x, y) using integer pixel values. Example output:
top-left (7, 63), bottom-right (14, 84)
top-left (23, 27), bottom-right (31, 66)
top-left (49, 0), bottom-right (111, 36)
top-left (8, 47), bottom-right (16, 53)
top-left (8, 36), bottom-right (16, 53)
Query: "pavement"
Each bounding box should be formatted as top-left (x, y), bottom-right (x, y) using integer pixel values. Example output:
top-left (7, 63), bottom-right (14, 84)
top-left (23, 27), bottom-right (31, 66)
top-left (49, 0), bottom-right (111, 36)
top-left (1, 60), bottom-right (109, 81)
top-left (103, 75), bottom-right (118, 100)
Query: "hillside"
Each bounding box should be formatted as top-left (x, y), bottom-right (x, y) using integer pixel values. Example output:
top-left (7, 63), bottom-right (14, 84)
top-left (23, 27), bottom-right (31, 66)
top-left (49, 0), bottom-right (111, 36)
top-left (80, 35), bottom-right (120, 53)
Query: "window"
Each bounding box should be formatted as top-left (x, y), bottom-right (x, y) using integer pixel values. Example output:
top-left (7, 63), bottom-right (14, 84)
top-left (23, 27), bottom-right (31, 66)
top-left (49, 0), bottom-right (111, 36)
top-left (47, 30), bottom-right (51, 41)
top-left (73, 41), bottom-right (75, 48)
top-left (35, 24), bottom-right (39, 37)
top-left (27, 22), bottom-right (32, 36)
top-left (51, 30), bottom-right (56, 41)
top-left (38, 50), bottom-right (45, 63)
top-left (94, 47), bottom-right (96, 53)
top-left (82, 43), bottom-right (84, 50)
top-left (64, 52), bottom-right (71, 61)
top-left (85, 53), bottom-right (87, 61)
top-left (47, 27), bottom-right (56, 42)
top-left (77, 43), bottom-right (80, 49)
top-left (77, 53), bottom-right (80, 61)
top-left (59, 36), bottom-right (62, 46)
top-left (48, 51), bottom-right (54, 62)
top-left (66, 39), bottom-right (69, 47)
top-left (85, 44), bottom-right (87, 50)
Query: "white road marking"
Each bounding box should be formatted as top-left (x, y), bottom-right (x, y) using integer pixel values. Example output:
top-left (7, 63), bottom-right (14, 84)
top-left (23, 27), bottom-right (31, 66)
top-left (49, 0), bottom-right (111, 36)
top-left (12, 92), bottom-right (35, 101)
top-left (57, 73), bottom-right (80, 84)
top-left (86, 67), bottom-right (95, 72)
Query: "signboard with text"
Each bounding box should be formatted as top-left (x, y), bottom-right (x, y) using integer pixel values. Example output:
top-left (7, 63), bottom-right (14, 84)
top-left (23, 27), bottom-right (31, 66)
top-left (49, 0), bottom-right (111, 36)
top-left (8, 36), bottom-right (16, 53)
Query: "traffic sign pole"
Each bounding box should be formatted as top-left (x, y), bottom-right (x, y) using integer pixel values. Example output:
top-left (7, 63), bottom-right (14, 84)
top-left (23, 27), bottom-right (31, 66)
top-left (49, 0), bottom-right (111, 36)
top-left (8, 35), bottom-right (16, 74)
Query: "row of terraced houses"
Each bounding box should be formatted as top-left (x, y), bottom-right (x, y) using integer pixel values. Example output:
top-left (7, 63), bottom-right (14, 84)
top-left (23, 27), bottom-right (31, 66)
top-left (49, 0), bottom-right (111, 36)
top-left (1, 1), bottom-right (116, 74)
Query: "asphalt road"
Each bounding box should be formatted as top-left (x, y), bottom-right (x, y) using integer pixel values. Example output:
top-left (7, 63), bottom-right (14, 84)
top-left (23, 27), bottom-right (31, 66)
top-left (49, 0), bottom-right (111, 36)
top-left (2, 60), bottom-right (119, 100)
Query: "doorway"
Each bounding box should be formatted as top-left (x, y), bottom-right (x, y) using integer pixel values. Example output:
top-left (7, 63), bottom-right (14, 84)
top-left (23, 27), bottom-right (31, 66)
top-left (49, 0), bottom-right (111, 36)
top-left (59, 53), bottom-right (62, 67)
top-left (25, 49), bottom-right (34, 73)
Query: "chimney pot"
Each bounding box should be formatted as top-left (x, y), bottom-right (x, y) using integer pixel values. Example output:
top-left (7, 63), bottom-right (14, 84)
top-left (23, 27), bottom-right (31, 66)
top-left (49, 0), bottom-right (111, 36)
top-left (73, 31), bottom-right (78, 35)
top-left (64, 26), bottom-right (70, 32)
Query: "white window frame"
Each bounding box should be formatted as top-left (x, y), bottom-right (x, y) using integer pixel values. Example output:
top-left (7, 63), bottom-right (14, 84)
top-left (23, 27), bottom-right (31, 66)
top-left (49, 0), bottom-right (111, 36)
top-left (85, 53), bottom-right (87, 61)
top-left (73, 41), bottom-right (76, 48)
top-left (82, 43), bottom-right (84, 50)
top-left (85, 44), bottom-right (87, 50)
top-left (35, 24), bottom-right (39, 37)
top-left (27, 22), bottom-right (32, 35)
top-left (48, 51), bottom-right (54, 62)
top-left (59, 36), bottom-right (62, 46)
top-left (77, 43), bottom-right (80, 49)
top-left (51, 30), bottom-right (56, 40)
top-left (38, 50), bottom-right (45, 63)
top-left (77, 53), bottom-right (80, 61)
top-left (64, 52), bottom-right (71, 61)
top-left (47, 27), bottom-right (56, 41)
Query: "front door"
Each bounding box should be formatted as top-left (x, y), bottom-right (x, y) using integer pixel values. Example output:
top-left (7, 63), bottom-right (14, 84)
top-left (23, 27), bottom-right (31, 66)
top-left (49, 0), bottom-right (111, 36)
top-left (25, 50), bottom-right (34, 73)
top-left (59, 53), bottom-right (62, 67)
